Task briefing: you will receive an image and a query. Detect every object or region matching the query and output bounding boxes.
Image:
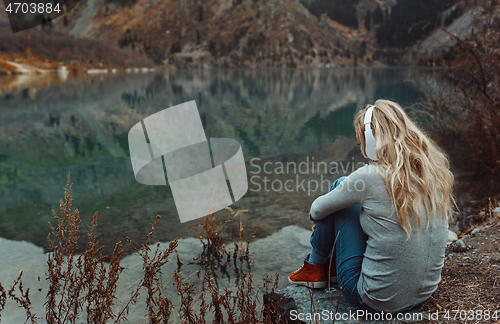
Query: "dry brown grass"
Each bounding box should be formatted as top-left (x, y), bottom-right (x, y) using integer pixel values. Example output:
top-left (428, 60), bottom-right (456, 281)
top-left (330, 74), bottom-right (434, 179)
top-left (0, 173), bottom-right (286, 323)
top-left (0, 271), bottom-right (37, 323)
top-left (0, 23), bottom-right (152, 70)
top-left (416, 0), bottom-right (500, 176)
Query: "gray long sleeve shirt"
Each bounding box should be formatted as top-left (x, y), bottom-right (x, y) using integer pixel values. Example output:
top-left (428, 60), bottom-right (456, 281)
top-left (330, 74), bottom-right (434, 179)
top-left (310, 164), bottom-right (448, 313)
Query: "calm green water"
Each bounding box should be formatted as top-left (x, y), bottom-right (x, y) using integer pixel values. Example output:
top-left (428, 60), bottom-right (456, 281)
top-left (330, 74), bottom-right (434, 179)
top-left (0, 68), bottom-right (431, 256)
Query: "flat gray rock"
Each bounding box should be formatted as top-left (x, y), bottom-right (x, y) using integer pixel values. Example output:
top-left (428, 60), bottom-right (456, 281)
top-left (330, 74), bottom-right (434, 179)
top-left (0, 226), bottom-right (430, 323)
top-left (279, 285), bottom-right (429, 323)
top-left (447, 230), bottom-right (458, 243)
top-left (0, 225), bottom-right (313, 323)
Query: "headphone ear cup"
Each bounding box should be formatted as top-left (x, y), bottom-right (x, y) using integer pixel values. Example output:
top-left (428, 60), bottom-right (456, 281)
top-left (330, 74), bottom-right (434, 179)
top-left (364, 129), bottom-right (377, 160)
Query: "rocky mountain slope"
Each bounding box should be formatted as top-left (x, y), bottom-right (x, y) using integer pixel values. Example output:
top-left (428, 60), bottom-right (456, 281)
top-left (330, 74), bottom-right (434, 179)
top-left (409, 3), bottom-right (477, 64)
top-left (0, 0), bottom-right (474, 70)
top-left (52, 0), bottom-right (380, 69)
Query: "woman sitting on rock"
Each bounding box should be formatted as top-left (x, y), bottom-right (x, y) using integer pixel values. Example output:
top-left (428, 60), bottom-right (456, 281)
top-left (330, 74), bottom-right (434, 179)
top-left (288, 99), bottom-right (455, 313)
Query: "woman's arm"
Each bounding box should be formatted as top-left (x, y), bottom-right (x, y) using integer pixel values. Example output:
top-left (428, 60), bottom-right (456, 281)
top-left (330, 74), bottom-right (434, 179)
top-left (309, 169), bottom-right (367, 221)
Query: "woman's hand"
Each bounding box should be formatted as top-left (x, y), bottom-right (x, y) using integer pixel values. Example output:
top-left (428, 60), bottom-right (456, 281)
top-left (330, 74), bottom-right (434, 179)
top-left (312, 223), bottom-right (317, 232)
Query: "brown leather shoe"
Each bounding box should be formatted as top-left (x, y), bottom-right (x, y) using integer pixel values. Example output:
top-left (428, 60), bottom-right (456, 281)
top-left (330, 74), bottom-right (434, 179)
top-left (324, 257), bottom-right (338, 284)
top-left (288, 260), bottom-right (326, 288)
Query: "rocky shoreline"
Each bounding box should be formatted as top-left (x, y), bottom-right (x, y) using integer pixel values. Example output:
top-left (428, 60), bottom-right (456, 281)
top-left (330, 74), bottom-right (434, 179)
top-left (0, 53), bottom-right (157, 76)
top-left (2, 204), bottom-right (498, 323)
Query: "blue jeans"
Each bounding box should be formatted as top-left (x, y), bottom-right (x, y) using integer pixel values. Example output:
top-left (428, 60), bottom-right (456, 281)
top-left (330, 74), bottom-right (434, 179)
top-left (309, 176), bottom-right (376, 312)
top-left (309, 176), bottom-right (421, 314)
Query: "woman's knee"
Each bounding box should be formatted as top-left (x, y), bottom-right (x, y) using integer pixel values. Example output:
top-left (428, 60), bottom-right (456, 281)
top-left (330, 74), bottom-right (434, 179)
top-left (329, 176), bottom-right (348, 192)
top-left (313, 213), bottom-right (336, 228)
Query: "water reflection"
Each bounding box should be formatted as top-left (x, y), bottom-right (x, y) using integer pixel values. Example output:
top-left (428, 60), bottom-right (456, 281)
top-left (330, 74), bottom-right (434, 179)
top-left (0, 68), bottom-right (429, 255)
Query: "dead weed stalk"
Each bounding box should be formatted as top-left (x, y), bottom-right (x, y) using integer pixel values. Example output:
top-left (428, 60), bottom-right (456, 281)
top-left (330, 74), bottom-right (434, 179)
top-left (0, 173), bottom-right (284, 323)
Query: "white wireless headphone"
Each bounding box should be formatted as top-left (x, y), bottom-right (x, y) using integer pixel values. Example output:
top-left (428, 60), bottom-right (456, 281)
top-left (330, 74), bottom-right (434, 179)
top-left (363, 105), bottom-right (378, 161)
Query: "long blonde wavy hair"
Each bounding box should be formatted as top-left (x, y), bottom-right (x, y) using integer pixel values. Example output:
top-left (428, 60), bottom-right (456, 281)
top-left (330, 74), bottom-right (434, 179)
top-left (354, 99), bottom-right (455, 237)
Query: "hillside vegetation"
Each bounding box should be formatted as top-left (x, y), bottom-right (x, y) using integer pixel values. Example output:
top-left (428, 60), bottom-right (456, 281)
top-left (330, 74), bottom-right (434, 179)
top-left (0, 0), bottom-right (470, 71)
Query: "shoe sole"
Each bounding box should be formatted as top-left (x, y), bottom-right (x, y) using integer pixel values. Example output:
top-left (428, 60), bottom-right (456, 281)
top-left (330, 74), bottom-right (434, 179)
top-left (288, 277), bottom-right (327, 289)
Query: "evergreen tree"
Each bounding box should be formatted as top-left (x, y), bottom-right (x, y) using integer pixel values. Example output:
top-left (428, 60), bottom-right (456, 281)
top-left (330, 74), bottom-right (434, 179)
top-left (365, 11), bottom-right (371, 31)
top-left (300, 0), bottom-right (359, 29)
top-left (373, 5), bottom-right (383, 24)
